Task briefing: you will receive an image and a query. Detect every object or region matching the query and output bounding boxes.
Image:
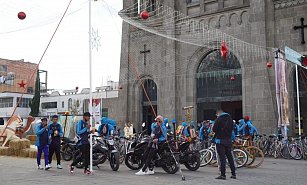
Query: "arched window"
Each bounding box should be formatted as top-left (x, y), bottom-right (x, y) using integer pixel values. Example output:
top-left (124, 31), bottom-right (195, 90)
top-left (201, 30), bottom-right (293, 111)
top-left (68, 98), bottom-right (72, 111)
top-left (142, 79), bottom-right (157, 135)
top-left (196, 50), bottom-right (242, 100)
top-left (196, 50), bottom-right (242, 121)
top-left (142, 79), bottom-right (157, 102)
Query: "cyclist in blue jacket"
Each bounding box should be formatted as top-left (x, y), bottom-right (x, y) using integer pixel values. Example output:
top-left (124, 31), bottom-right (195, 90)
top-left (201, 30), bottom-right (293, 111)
top-left (98, 117), bottom-right (114, 138)
top-left (239, 116), bottom-right (259, 139)
top-left (69, 112), bottom-right (93, 175)
top-left (35, 118), bottom-right (50, 170)
top-left (136, 115), bottom-right (167, 176)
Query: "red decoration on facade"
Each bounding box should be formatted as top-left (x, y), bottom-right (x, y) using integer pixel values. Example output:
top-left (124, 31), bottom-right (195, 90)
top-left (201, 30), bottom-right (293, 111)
top-left (18, 12), bottom-right (26, 20)
top-left (140, 10), bottom-right (149, 20)
top-left (266, 61), bottom-right (273, 68)
top-left (220, 42), bottom-right (228, 59)
top-left (18, 80), bottom-right (27, 89)
top-left (230, 76), bottom-right (235, 81)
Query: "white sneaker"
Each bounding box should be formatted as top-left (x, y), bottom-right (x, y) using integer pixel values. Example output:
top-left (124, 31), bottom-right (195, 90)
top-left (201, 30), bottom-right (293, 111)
top-left (145, 169), bottom-right (155, 175)
top-left (57, 164), bottom-right (62, 169)
top-left (38, 165), bottom-right (44, 170)
top-left (45, 165), bottom-right (50, 170)
top-left (135, 169), bottom-right (146, 176)
top-left (48, 164), bottom-right (52, 168)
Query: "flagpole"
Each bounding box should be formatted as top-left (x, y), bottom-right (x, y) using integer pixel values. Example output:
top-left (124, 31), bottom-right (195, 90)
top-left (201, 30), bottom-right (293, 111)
top-left (138, 0), bottom-right (141, 14)
top-left (89, 0), bottom-right (93, 172)
top-left (295, 65), bottom-right (302, 136)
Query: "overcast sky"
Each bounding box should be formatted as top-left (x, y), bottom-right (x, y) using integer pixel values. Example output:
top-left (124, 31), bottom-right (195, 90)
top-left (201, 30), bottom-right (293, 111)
top-left (0, 0), bottom-right (122, 91)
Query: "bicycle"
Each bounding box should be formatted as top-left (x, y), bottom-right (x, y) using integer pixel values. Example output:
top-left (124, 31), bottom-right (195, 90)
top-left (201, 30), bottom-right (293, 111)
top-left (233, 136), bottom-right (264, 168)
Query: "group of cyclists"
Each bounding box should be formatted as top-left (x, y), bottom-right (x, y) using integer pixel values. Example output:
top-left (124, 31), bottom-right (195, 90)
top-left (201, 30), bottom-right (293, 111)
top-left (36, 111), bottom-right (259, 177)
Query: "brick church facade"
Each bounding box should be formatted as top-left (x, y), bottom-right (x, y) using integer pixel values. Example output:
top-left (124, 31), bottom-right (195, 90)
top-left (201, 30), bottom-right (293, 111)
top-left (118, 0), bottom-right (307, 135)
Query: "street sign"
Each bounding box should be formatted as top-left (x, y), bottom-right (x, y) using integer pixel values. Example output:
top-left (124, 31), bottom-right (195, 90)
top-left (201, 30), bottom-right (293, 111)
top-left (285, 46), bottom-right (307, 69)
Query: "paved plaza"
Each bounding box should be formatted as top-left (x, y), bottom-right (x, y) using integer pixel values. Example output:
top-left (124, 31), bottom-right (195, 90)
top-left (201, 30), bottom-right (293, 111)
top-left (0, 156), bottom-right (306, 185)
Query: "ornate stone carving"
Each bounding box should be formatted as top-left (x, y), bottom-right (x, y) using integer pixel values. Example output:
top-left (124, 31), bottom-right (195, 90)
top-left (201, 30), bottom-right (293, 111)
top-left (273, 0), bottom-right (307, 9)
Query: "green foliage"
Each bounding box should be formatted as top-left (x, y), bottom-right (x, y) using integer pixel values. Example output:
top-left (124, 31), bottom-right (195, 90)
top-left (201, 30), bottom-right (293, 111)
top-left (29, 70), bottom-right (40, 117)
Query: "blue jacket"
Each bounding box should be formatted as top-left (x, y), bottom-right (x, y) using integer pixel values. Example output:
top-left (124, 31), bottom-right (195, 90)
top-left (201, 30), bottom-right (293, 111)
top-left (239, 120), bottom-right (259, 136)
top-left (233, 124), bottom-right (240, 135)
top-left (98, 123), bottom-right (114, 138)
top-left (76, 120), bottom-right (90, 145)
top-left (162, 118), bottom-right (173, 133)
top-left (199, 124), bottom-right (211, 141)
top-left (35, 123), bottom-right (50, 147)
top-left (48, 122), bottom-right (63, 137)
top-left (151, 122), bottom-right (167, 143)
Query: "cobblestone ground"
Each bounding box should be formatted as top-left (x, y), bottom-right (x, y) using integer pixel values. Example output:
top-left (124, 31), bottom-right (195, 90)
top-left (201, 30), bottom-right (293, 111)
top-left (0, 156), bottom-right (306, 185)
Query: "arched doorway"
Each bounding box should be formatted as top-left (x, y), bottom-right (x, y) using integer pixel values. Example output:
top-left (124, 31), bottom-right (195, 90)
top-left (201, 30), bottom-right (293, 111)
top-left (196, 50), bottom-right (242, 121)
top-left (293, 67), bottom-right (307, 136)
top-left (142, 79), bottom-right (157, 134)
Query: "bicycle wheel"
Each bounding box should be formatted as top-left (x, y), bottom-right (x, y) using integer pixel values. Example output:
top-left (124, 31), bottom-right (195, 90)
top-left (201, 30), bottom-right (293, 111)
top-left (209, 149), bottom-right (218, 166)
top-left (281, 144), bottom-right (291, 159)
top-left (245, 146), bottom-right (264, 168)
top-left (289, 145), bottom-right (302, 160)
top-left (233, 149), bottom-right (248, 168)
top-left (199, 149), bottom-right (213, 167)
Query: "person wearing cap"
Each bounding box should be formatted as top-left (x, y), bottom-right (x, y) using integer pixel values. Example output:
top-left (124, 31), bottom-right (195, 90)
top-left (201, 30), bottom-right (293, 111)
top-left (35, 118), bottom-right (50, 170)
top-left (240, 116), bottom-right (259, 142)
top-left (213, 110), bottom-right (236, 180)
top-left (135, 115), bottom-right (167, 176)
top-left (69, 112), bottom-right (93, 175)
top-left (48, 115), bottom-right (63, 169)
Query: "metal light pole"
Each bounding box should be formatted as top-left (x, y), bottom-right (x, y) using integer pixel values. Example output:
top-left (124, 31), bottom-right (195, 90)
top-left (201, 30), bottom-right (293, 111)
top-left (89, 0), bottom-right (93, 172)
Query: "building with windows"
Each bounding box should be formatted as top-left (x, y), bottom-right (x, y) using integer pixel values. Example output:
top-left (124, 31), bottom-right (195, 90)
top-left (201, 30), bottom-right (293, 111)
top-left (0, 92), bottom-right (33, 122)
top-left (0, 58), bottom-right (37, 94)
top-left (40, 81), bottom-right (120, 123)
top-left (0, 58), bottom-right (37, 123)
top-left (118, 0), bottom-right (307, 135)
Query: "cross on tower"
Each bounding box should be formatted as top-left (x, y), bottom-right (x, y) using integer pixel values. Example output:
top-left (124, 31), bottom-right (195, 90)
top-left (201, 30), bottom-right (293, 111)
top-left (140, 44), bottom-right (151, 65)
top-left (294, 18), bottom-right (307, 44)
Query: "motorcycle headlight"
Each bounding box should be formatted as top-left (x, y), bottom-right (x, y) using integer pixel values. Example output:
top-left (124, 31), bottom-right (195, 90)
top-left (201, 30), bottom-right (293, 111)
top-left (107, 140), bottom-right (114, 145)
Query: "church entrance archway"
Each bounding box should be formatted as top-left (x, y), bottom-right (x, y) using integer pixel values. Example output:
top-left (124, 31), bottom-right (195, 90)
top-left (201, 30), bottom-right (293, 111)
top-left (196, 50), bottom-right (242, 122)
top-left (142, 79), bottom-right (157, 135)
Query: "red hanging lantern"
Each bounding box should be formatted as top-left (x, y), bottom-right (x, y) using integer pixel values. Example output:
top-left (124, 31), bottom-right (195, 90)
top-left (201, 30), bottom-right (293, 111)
top-left (266, 61), bottom-right (273, 68)
top-left (140, 10), bottom-right (149, 20)
top-left (220, 42), bottom-right (228, 59)
top-left (18, 12), bottom-right (26, 20)
top-left (230, 76), bottom-right (235, 81)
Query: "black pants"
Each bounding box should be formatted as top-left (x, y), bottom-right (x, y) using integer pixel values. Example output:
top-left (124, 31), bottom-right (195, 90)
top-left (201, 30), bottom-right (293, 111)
top-left (49, 143), bottom-right (61, 165)
top-left (216, 143), bottom-right (236, 177)
top-left (142, 146), bottom-right (157, 172)
top-left (71, 144), bottom-right (90, 170)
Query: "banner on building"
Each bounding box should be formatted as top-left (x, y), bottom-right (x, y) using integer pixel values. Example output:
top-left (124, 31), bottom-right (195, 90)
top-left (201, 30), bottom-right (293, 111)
top-left (90, 99), bottom-right (101, 124)
top-left (274, 52), bottom-right (290, 127)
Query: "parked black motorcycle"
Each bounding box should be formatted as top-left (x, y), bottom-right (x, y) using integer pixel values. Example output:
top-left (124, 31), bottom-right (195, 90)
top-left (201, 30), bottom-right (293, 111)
top-left (74, 136), bottom-right (120, 171)
top-left (125, 137), bottom-right (179, 174)
top-left (177, 141), bottom-right (200, 171)
top-left (61, 137), bottom-right (77, 161)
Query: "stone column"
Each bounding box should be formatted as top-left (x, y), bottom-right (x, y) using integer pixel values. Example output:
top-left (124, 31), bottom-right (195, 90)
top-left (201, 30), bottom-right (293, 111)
top-left (248, 0), bottom-right (277, 134)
